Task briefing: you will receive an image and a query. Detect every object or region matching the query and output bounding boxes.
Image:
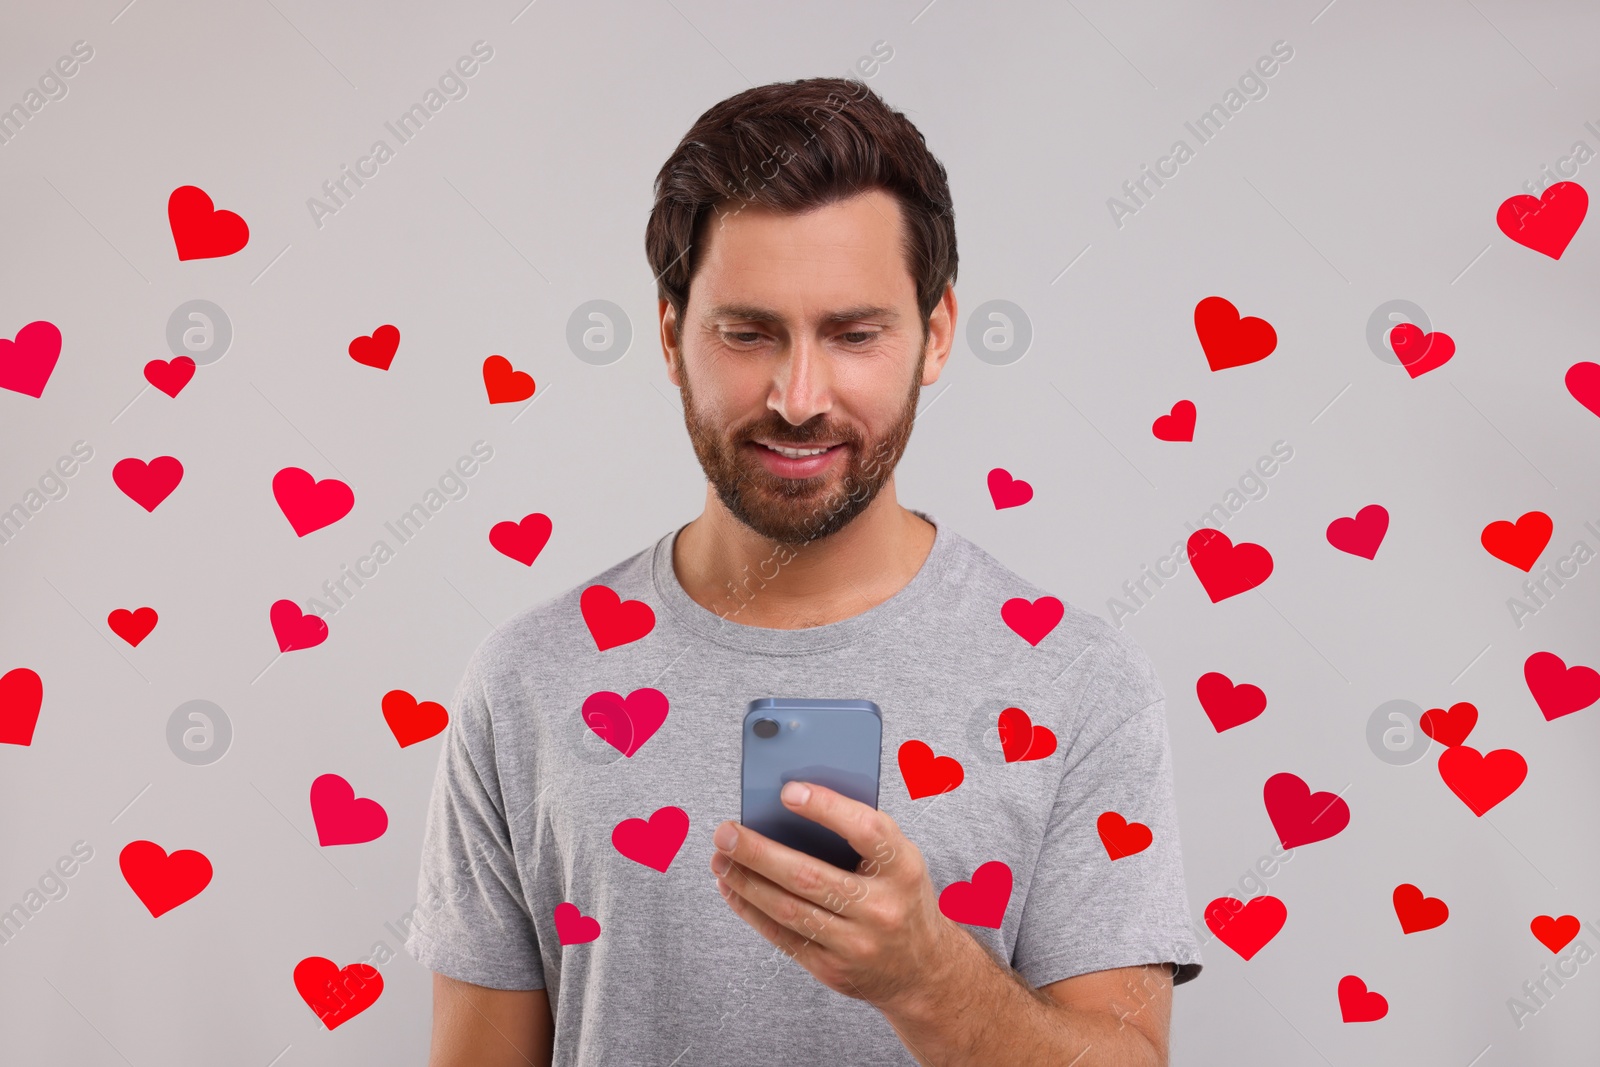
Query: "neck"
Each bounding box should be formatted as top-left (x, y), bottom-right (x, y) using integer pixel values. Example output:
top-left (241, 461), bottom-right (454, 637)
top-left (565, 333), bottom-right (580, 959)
top-left (672, 480), bottom-right (936, 629)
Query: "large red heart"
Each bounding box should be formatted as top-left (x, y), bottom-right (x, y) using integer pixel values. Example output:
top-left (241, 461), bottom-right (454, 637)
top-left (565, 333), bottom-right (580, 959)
top-left (1000, 595), bottom-right (1063, 646)
top-left (1263, 772), bottom-right (1349, 848)
top-left (580, 585), bottom-right (655, 651)
top-left (0, 667), bottom-right (43, 747)
top-left (1188, 529), bottom-right (1273, 602)
top-left (554, 901), bottom-right (601, 945)
top-left (381, 689), bottom-right (449, 747)
top-left (1151, 400), bottom-right (1196, 442)
top-left (1193, 296), bottom-right (1277, 371)
top-left (143, 356), bottom-right (195, 398)
top-left (581, 688), bottom-right (669, 757)
top-left (113, 456), bottom-right (184, 511)
top-left (1388, 324), bottom-right (1455, 378)
top-left (348, 325), bottom-right (399, 370)
top-left (119, 840), bottom-right (213, 917)
top-left (490, 513), bottom-right (553, 565)
top-left (997, 706), bottom-right (1056, 763)
top-left (938, 860), bottom-right (1012, 928)
top-left (1096, 811), bottom-right (1152, 860)
top-left (1497, 181), bottom-right (1588, 259)
top-left (1204, 895), bottom-right (1286, 960)
top-left (986, 467), bottom-right (1033, 509)
top-left (168, 185), bottom-right (249, 261)
top-left (1338, 975), bottom-right (1388, 1023)
top-left (1530, 914), bottom-right (1580, 953)
top-left (272, 467), bottom-right (354, 537)
top-left (1326, 504), bottom-right (1389, 559)
top-left (898, 739), bottom-right (965, 799)
top-left (1418, 701), bottom-right (1477, 748)
top-left (1437, 744), bottom-right (1526, 816)
top-left (483, 355), bottom-right (536, 404)
top-left (1567, 361), bottom-right (1600, 418)
top-left (1392, 883), bottom-right (1449, 934)
top-left (1524, 651), bottom-right (1600, 721)
top-left (270, 599), bottom-right (328, 652)
top-left (0, 320), bottom-right (63, 398)
top-left (611, 806), bottom-right (689, 872)
top-left (107, 607), bottom-right (159, 647)
top-left (1480, 511), bottom-right (1552, 572)
top-left (309, 773), bottom-right (388, 846)
top-left (1195, 671), bottom-right (1267, 732)
top-left (293, 956), bottom-right (383, 1029)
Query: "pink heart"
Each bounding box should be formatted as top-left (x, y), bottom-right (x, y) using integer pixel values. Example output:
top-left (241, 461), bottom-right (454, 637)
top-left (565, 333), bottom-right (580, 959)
top-left (611, 806), bottom-right (689, 872)
top-left (554, 901), bottom-right (601, 945)
top-left (144, 357), bottom-right (196, 398)
top-left (490, 513), bottom-right (553, 565)
top-left (1326, 504), bottom-right (1389, 559)
top-left (1000, 596), bottom-right (1064, 646)
top-left (1567, 361), bottom-right (1600, 418)
top-left (113, 456), bottom-right (184, 512)
top-left (270, 599), bottom-right (328, 652)
top-left (309, 773), bottom-right (388, 846)
top-left (0, 320), bottom-right (63, 398)
top-left (1152, 400), bottom-right (1196, 442)
top-left (938, 860), bottom-right (1013, 928)
top-left (986, 468), bottom-right (1033, 509)
top-left (581, 688), bottom-right (669, 757)
top-left (1263, 772), bottom-right (1350, 848)
top-left (1524, 651), bottom-right (1600, 721)
top-left (272, 467), bottom-right (355, 537)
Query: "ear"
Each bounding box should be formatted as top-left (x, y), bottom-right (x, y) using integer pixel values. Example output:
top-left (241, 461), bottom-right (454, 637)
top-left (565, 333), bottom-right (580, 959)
top-left (920, 284), bottom-right (957, 386)
top-left (659, 299), bottom-right (683, 387)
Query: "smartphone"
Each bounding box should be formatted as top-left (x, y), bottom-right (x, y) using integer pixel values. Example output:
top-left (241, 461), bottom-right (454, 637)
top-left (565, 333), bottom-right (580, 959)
top-left (741, 698), bottom-right (882, 871)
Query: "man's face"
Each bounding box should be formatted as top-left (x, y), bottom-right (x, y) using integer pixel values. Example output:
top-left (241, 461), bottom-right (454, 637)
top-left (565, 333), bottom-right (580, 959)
top-left (662, 187), bottom-right (949, 546)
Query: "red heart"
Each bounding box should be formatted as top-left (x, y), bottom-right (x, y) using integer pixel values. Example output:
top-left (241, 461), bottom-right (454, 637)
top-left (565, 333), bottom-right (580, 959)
top-left (1326, 504), bottom-right (1389, 559)
top-left (348, 325), bottom-right (399, 370)
top-left (0, 320), bottom-right (63, 398)
top-left (1203, 895), bottom-right (1286, 960)
top-left (554, 901), bottom-right (602, 945)
top-left (1263, 772), bottom-right (1350, 848)
top-left (1567, 361), bottom-right (1600, 418)
top-left (490, 513), bottom-right (553, 565)
top-left (1392, 884), bottom-right (1449, 934)
top-left (938, 860), bottom-right (1013, 928)
top-left (1497, 181), bottom-right (1588, 259)
top-left (1151, 400), bottom-right (1196, 442)
top-left (986, 467), bottom-right (1033, 509)
top-left (119, 840), bottom-right (212, 917)
top-left (1419, 701), bottom-right (1477, 748)
top-left (381, 689), bottom-right (449, 747)
top-left (1193, 296), bottom-right (1277, 371)
top-left (1524, 651), bottom-right (1600, 721)
top-left (270, 599), bottom-right (328, 652)
top-left (611, 806), bottom-right (690, 872)
top-left (167, 185), bottom-right (249, 261)
top-left (309, 773), bottom-right (388, 846)
top-left (1437, 744), bottom-right (1527, 816)
top-left (107, 607), bottom-right (159, 647)
top-left (1530, 914), bottom-right (1580, 953)
top-left (579, 585), bottom-right (655, 650)
top-left (483, 354), bottom-right (536, 404)
top-left (898, 740), bottom-right (965, 799)
top-left (143, 356), bottom-right (196, 398)
top-left (1389, 324), bottom-right (1455, 379)
top-left (113, 456), bottom-right (184, 512)
top-left (1188, 529), bottom-right (1273, 602)
top-left (1338, 975), bottom-right (1388, 1023)
top-left (581, 688), bottom-right (669, 757)
top-left (293, 956), bottom-right (383, 1029)
top-left (0, 667), bottom-right (43, 747)
top-left (1096, 811), bottom-right (1152, 860)
top-left (272, 467), bottom-right (354, 537)
top-left (997, 706), bottom-right (1056, 763)
top-left (1000, 595), bottom-right (1063, 646)
top-left (1195, 671), bottom-right (1267, 732)
top-left (1481, 511), bottom-right (1552, 571)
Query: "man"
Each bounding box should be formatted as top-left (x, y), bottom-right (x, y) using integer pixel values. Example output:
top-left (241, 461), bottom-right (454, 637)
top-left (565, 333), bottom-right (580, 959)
top-left (407, 75), bottom-right (1201, 1066)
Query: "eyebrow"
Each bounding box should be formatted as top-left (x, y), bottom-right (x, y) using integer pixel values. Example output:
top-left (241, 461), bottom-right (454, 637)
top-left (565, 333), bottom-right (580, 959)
top-left (704, 303), bottom-right (901, 327)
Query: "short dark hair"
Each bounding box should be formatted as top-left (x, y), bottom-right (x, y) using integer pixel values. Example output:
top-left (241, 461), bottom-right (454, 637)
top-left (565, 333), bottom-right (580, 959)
top-left (646, 76), bottom-right (957, 335)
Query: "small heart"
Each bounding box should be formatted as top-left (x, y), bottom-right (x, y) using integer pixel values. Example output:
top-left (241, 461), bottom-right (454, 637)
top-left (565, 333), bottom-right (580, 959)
top-left (483, 355), bottom-right (536, 404)
top-left (1389, 324), bottom-right (1455, 378)
top-left (270, 599), bottom-right (328, 653)
top-left (490, 513), bottom-right (553, 565)
top-left (1566, 361), bottom-right (1600, 418)
top-left (1193, 296), bottom-right (1277, 371)
top-left (1096, 811), bottom-right (1152, 860)
top-left (381, 689), bottom-right (449, 747)
top-left (1000, 595), bottom-right (1063, 646)
top-left (348, 325), bottom-right (399, 370)
top-left (273, 467), bottom-right (354, 537)
top-left (119, 840), bottom-right (213, 918)
top-left (937, 860), bottom-right (1013, 929)
top-left (0, 667), bottom-right (43, 747)
top-left (1524, 651), bottom-right (1600, 721)
top-left (579, 585), bottom-right (655, 651)
top-left (1152, 400), bottom-right (1196, 442)
top-left (1338, 975), bottom-right (1388, 1023)
top-left (1481, 511), bottom-right (1553, 572)
top-left (1530, 914), bottom-right (1581, 953)
top-left (293, 956), bottom-right (383, 1029)
top-left (1204, 895), bottom-right (1287, 960)
top-left (309, 773), bottom-right (388, 846)
top-left (898, 740), bottom-right (965, 799)
top-left (1437, 744), bottom-right (1527, 816)
top-left (1263, 772), bottom-right (1350, 849)
top-left (997, 706), bottom-right (1056, 763)
top-left (167, 185), bottom-right (249, 260)
top-left (1497, 181), bottom-right (1588, 259)
top-left (986, 468), bottom-right (1034, 509)
top-left (143, 356), bottom-right (196, 398)
top-left (1188, 528), bottom-right (1273, 601)
top-left (1326, 504), bottom-right (1389, 559)
top-left (1392, 884), bottom-right (1449, 934)
top-left (1419, 701), bottom-right (1477, 748)
top-left (554, 901), bottom-right (602, 945)
top-left (0, 320), bottom-right (63, 398)
top-left (611, 806), bottom-right (689, 872)
top-left (107, 607), bottom-right (159, 647)
top-left (113, 456), bottom-right (184, 512)
top-left (1195, 672), bottom-right (1267, 732)
top-left (581, 688), bottom-right (670, 757)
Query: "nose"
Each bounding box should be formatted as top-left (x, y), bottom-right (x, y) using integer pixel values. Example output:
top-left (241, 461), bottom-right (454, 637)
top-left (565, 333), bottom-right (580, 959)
top-left (770, 332), bottom-right (832, 427)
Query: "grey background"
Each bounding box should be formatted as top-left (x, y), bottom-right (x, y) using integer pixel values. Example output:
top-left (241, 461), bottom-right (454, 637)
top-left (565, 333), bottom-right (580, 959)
top-left (2, 0), bottom-right (1598, 1063)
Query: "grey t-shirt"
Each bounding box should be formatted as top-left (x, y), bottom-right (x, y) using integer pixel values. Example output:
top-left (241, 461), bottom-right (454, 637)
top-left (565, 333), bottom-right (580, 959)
top-left (405, 510), bottom-right (1201, 1065)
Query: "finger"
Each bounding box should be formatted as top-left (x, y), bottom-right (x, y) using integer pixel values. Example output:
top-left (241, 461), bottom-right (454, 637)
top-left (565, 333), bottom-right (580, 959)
top-left (776, 781), bottom-right (905, 879)
top-left (717, 858), bottom-right (850, 949)
top-left (712, 815), bottom-right (867, 915)
top-left (716, 870), bottom-right (817, 962)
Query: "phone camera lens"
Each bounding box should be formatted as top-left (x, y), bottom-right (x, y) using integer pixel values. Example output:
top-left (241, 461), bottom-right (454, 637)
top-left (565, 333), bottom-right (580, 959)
top-left (753, 718), bottom-right (779, 739)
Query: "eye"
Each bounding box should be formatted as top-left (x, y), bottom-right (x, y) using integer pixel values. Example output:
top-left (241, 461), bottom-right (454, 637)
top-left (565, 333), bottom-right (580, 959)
top-left (724, 330), bottom-right (765, 346)
top-left (840, 331), bottom-right (877, 345)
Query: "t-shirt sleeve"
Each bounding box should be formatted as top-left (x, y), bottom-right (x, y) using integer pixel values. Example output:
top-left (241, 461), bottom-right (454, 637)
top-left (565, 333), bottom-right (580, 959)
top-left (1009, 634), bottom-right (1203, 989)
top-left (404, 647), bottom-right (547, 990)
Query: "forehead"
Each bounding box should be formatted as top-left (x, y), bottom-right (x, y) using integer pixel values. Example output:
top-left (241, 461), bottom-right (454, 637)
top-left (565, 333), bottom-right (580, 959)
top-left (690, 188), bottom-right (914, 319)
